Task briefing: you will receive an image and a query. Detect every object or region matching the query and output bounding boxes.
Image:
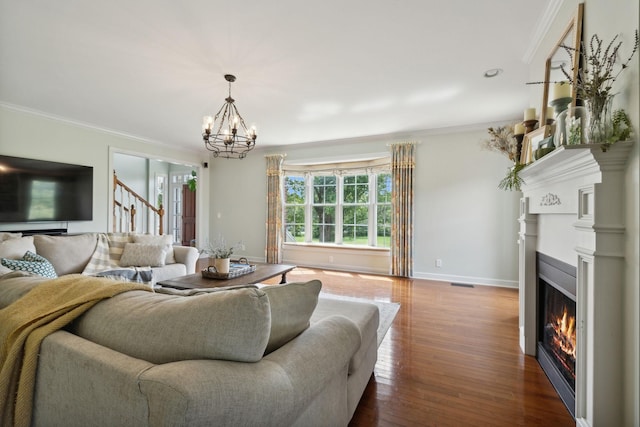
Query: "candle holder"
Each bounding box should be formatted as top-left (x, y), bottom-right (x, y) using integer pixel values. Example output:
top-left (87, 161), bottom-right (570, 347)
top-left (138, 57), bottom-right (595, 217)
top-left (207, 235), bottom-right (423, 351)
top-left (515, 133), bottom-right (524, 161)
top-left (550, 96), bottom-right (573, 116)
top-left (523, 119), bottom-right (538, 134)
top-left (550, 97), bottom-right (573, 146)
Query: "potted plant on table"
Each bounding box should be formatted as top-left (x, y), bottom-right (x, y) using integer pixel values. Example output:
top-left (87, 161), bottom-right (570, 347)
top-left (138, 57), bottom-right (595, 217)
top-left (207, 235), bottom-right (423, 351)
top-left (202, 235), bottom-right (244, 274)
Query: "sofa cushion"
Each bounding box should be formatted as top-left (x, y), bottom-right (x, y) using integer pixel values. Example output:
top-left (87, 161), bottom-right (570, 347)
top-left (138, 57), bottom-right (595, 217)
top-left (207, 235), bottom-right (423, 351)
top-left (119, 243), bottom-right (166, 267)
top-left (261, 279), bottom-right (322, 354)
top-left (132, 234), bottom-right (176, 264)
top-left (1, 251), bottom-right (58, 278)
top-left (72, 287), bottom-right (271, 364)
top-left (0, 236), bottom-right (35, 260)
top-left (0, 273), bottom-right (49, 308)
top-left (34, 234), bottom-right (97, 275)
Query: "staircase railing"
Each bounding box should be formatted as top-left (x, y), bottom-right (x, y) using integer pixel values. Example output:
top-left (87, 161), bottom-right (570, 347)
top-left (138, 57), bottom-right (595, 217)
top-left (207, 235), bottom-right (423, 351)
top-left (113, 171), bottom-right (164, 234)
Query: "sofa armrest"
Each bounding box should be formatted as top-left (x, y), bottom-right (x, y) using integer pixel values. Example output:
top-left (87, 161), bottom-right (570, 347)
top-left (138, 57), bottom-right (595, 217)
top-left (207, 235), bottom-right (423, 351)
top-left (33, 331), bottom-right (155, 427)
top-left (138, 316), bottom-right (361, 427)
top-left (172, 246), bottom-right (199, 274)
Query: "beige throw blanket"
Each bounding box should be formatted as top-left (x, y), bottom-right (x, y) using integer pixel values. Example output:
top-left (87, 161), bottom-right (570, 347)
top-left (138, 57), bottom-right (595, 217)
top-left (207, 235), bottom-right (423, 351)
top-left (0, 275), bottom-right (149, 427)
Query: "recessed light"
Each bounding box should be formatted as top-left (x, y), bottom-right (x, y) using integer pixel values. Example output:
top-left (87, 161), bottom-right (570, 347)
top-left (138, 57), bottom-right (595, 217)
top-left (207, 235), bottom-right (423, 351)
top-left (483, 68), bottom-right (503, 78)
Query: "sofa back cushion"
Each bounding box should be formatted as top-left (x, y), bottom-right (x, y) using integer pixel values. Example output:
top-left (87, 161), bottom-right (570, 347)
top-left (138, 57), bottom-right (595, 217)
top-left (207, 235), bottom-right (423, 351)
top-left (34, 234), bottom-right (97, 275)
top-left (71, 287), bottom-right (271, 364)
top-left (262, 279), bottom-right (322, 354)
top-left (0, 236), bottom-right (36, 275)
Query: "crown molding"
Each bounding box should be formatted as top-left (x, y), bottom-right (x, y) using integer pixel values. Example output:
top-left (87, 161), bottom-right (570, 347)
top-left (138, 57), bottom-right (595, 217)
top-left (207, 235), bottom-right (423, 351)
top-left (0, 101), bottom-right (202, 155)
top-left (522, 0), bottom-right (567, 64)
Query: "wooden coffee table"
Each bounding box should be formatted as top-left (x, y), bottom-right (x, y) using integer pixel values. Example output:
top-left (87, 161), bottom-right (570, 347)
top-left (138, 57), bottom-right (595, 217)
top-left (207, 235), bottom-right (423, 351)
top-left (157, 262), bottom-right (296, 290)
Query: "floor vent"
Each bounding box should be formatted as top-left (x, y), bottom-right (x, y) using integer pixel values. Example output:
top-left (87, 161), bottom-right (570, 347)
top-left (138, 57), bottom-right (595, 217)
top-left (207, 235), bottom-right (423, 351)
top-left (451, 283), bottom-right (474, 288)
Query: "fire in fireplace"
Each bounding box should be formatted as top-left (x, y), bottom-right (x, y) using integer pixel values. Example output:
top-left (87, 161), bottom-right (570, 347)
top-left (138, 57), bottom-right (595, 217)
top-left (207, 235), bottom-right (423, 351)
top-left (540, 281), bottom-right (576, 389)
top-left (536, 252), bottom-right (577, 418)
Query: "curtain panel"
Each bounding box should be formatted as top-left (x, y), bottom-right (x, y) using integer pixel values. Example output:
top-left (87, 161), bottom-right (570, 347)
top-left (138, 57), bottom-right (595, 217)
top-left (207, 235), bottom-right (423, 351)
top-left (265, 155), bottom-right (285, 264)
top-left (390, 142), bottom-right (416, 277)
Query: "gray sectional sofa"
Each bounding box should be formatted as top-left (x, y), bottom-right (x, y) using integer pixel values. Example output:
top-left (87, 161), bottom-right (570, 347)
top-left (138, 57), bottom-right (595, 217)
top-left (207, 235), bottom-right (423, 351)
top-left (0, 233), bottom-right (380, 426)
top-left (0, 232), bottom-right (199, 283)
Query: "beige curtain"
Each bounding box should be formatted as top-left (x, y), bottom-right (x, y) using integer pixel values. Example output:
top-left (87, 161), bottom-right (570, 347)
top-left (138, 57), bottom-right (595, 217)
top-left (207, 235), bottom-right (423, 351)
top-left (265, 155), bottom-right (285, 264)
top-left (391, 142), bottom-right (416, 277)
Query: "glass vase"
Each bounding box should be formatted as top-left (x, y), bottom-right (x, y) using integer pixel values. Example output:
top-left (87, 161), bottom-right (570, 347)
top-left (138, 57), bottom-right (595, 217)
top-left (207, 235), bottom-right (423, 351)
top-left (584, 95), bottom-right (615, 145)
top-left (556, 106), bottom-right (589, 145)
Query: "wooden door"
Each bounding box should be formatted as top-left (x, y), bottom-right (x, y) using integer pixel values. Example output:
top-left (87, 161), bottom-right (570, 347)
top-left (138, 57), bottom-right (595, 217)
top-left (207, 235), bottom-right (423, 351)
top-left (181, 185), bottom-right (196, 246)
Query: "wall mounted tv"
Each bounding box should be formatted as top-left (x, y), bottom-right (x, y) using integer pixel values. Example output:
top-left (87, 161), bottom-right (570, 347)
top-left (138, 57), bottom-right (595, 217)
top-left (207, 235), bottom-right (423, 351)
top-left (0, 155), bottom-right (93, 223)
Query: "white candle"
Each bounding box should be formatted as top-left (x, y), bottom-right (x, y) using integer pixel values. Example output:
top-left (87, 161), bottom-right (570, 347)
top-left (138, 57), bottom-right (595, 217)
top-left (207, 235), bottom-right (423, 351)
top-left (524, 108), bottom-right (536, 121)
top-left (514, 123), bottom-right (525, 135)
top-left (552, 82), bottom-right (571, 100)
top-left (546, 106), bottom-right (555, 119)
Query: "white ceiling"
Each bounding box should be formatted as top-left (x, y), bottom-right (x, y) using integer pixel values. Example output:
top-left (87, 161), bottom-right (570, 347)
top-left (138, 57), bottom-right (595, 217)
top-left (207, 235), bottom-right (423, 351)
top-left (0, 0), bottom-right (551, 153)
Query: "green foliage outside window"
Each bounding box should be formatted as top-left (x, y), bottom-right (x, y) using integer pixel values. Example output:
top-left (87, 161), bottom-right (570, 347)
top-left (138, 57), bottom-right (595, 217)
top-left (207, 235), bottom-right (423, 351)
top-left (283, 170), bottom-right (391, 247)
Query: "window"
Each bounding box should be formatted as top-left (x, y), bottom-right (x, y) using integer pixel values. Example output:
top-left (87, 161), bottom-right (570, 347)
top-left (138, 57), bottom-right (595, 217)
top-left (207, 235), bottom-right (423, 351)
top-left (342, 175), bottom-right (369, 245)
top-left (284, 175), bottom-right (305, 242)
top-left (284, 159), bottom-right (391, 248)
top-left (312, 176), bottom-right (336, 243)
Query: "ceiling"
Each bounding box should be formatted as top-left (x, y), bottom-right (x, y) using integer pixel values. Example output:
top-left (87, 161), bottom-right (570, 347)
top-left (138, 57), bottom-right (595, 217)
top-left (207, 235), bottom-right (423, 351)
top-left (0, 1), bottom-right (551, 153)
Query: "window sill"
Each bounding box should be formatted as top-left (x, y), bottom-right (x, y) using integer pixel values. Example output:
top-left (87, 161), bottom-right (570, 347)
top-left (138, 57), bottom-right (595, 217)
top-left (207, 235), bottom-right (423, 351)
top-left (282, 242), bottom-right (389, 252)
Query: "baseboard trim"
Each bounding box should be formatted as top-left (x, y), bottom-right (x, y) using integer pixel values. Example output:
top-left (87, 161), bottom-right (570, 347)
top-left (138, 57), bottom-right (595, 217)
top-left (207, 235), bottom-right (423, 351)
top-left (412, 272), bottom-right (518, 289)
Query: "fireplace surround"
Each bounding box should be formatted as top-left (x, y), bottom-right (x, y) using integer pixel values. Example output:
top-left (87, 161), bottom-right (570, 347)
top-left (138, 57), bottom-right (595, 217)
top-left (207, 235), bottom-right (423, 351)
top-left (517, 142), bottom-right (632, 427)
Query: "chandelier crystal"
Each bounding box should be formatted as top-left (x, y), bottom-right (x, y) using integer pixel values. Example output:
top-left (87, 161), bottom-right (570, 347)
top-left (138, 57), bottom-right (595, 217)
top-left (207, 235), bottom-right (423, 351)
top-left (202, 74), bottom-right (257, 159)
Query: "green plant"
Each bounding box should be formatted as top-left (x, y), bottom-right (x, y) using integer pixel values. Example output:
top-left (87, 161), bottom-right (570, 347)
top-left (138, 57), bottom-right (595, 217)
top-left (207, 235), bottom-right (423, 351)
top-left (482, 125), bottom-right (525, 191)
top-left (499, 163), bottom-right (525, 192)
top-left (562, 30), bottom-right (638, 104)
top-left (611, 109), bottom-right (632, 142)
top-left (187, 170), bottom-right (197, 192)
top-left (203, 235), bottom-right (244, 259)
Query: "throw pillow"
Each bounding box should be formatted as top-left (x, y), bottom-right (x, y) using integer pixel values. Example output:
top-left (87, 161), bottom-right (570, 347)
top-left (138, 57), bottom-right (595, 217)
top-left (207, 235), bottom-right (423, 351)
top-left (132, 234), bottom-right (176, 264)
top-left (33, 233), bottom-right (97, 275)
top-left (1, 251), bottom-right (58, 278)
top-left (0, 236), bottom-right (35, 260)
top-left (0, 232), bottom-right (22, 243)
top-left (119, 243), bottom-right (166, 267)
top-left (262, 279), bottom-right (322, 354)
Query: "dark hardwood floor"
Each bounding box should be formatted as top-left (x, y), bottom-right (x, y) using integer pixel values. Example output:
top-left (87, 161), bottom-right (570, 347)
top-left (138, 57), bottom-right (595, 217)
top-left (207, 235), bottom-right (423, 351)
top-left (264, 267), bottom-right (574, 427)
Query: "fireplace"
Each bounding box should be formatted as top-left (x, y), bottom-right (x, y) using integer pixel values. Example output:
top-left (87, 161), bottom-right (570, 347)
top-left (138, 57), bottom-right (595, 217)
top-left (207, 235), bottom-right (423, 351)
top-left (518, 143), bottom-right (631, 426)
top-left (536, 252), bottom-right (576, 418)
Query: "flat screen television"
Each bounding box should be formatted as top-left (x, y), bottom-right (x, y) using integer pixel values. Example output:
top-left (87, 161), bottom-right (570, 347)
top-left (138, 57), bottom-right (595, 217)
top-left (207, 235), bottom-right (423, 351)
top-left (0, 155), bottom-right (93, 223)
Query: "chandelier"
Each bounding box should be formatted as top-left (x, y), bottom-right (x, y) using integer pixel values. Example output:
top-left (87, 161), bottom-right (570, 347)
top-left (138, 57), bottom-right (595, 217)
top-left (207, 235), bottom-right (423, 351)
top-left (202, 74), bottom-right (257, 159)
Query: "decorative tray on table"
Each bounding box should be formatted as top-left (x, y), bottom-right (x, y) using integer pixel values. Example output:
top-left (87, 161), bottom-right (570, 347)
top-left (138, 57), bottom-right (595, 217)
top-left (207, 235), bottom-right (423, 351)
top-left (201, 258), bottom-right (256, 280)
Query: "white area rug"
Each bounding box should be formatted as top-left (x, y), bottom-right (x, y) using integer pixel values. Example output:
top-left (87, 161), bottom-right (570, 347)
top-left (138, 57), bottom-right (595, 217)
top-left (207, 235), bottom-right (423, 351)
top-left (319, 293), bottom-right (400, 347)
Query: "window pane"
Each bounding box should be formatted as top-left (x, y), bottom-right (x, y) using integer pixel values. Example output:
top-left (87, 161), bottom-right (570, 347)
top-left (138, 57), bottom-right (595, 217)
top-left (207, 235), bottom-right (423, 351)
top-left (313, 175), bottom-right (336, 204)
top-left (312, 206), bottom-right (335, 243)
top-left (377, 205), bottom-right (391, 248)
top-left (285, 176), bottom-right (305, 204)
top-left (377, 173), bottom-right (392, 203)
top-left (343, 174), bottom-right (369, 203)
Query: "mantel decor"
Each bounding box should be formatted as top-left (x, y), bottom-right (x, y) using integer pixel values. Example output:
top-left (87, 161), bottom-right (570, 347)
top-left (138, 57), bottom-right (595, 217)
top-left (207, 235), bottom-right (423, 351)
top-left (481, 125), bottom-right (524, 191)
top-left (202, 74), bottom-right (257, 159)
top-left (559, 29), bottom-right (638, 149)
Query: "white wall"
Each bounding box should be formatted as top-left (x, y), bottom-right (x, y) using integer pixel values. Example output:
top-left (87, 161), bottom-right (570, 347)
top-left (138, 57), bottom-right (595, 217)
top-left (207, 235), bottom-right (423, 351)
top-left (0, 105), bottom-right (210, 246)
top-left (209, 127), bottom-right (521, 286)
top-left (529, 0), bottom-right (639, 424)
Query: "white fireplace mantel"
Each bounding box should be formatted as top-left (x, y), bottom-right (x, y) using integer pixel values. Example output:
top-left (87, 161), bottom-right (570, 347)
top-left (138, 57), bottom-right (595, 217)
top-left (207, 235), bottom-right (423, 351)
top-left (517, 142), bottom-right (632, 427)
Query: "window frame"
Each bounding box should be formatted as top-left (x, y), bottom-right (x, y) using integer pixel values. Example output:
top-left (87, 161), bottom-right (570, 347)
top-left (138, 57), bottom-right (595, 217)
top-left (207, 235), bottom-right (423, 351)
top-left (283, 158), bottom-right (391, 249)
